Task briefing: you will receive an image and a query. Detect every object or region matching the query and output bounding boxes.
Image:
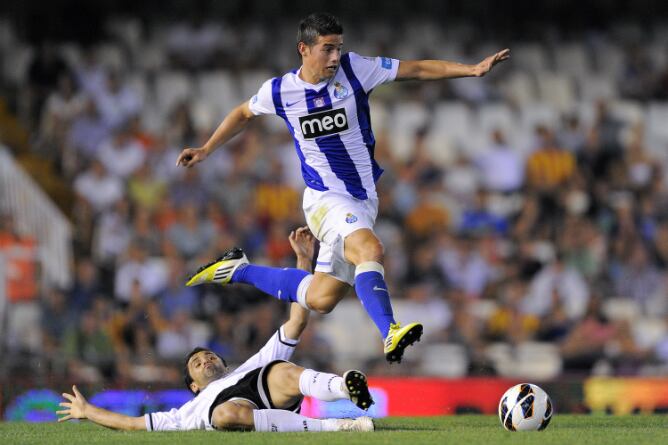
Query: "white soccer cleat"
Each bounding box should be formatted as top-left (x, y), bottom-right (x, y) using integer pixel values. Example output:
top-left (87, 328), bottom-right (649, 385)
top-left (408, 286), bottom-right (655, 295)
top-left (335, 416), bottom-right (375, 432)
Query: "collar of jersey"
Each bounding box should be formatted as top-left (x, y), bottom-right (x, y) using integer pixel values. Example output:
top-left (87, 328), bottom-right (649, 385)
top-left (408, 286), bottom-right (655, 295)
top-left (294, 66), bottom-right (337, 89)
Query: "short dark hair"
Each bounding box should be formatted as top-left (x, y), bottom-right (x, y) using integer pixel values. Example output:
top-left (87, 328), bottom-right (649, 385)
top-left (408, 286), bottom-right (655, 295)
top-left (297, 13), bottom-right (343, 46)
top-left (183, 347), bottom-right (227, 395)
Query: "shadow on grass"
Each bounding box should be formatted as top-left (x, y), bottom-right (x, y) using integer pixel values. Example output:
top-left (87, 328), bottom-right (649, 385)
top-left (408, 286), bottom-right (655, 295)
top-left (375, 425), bottom-right (441, 432)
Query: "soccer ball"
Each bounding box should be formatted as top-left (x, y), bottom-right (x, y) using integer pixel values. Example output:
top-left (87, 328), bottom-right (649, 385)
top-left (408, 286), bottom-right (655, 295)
top-left (498, 383), bottom-right (553, 431)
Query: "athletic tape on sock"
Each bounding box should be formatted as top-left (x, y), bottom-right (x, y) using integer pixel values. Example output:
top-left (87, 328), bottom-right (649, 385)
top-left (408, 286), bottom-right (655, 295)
top-left (354, 261), bottom-right (385, 278)
top-left (296, 274), bottom-right (314, 310)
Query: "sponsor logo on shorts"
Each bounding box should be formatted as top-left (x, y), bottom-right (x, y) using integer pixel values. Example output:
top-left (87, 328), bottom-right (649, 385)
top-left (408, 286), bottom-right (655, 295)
top-left (345, 213), bottom-right (358, 224)
top-left (299, 108), bottom-right (349, 139)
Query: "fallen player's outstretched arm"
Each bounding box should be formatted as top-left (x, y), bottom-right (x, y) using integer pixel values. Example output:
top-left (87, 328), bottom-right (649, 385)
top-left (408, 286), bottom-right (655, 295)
top-left (58, 385), bottom-right (146, 430)
top-left (282, 227), bottom-right (316, 340)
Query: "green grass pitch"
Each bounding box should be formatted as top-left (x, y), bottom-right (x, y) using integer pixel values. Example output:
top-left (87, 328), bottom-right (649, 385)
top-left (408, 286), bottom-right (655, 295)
top-left (1, 415), bottom-right (666, 445)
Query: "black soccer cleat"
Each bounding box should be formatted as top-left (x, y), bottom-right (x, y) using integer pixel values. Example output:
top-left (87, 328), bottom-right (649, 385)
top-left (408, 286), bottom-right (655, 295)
top-left (343, 370), bottom-right (374, 411)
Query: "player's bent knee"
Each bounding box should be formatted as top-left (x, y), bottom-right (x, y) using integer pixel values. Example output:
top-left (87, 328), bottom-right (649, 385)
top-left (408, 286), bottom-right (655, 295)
top-left (285, 363), bottom-right (305, 386)
top-left (309, 298), bottom-right (336, 314)
top-left (269, 362), bottom-right (304, 394)
top-left (345, 233), bottom-right (385, 264)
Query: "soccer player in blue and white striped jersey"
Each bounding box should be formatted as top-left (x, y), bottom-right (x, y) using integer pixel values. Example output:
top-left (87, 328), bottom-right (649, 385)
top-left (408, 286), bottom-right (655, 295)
top-left (178, 13), bottom-right (509, 363)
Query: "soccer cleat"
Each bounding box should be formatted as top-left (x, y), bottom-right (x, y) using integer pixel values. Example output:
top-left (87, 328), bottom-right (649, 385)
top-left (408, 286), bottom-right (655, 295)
top-left (383, 322), bottom-right (423, 363)
top-left (185, 247), bottom-right (249, 287)
top-left (335, 416), bottom-right (375, 432)
top-left (342, 370), bottom-right (374, 410)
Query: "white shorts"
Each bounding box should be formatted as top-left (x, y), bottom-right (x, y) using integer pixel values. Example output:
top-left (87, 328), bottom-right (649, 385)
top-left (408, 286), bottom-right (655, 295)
top-left (303, 188), bottom-right (378, 285)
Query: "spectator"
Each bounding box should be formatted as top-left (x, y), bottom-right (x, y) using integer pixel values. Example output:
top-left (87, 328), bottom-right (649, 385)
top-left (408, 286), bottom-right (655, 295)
top-left (613, 243), bottom-right (664, 312)
top-left (458, 189), bottom-right (509, 236)
top-left (156, 309), bottom-right (209, 361)
top-left (39, 72), bottom-right (86, 151)
top-left (526, 126), bottom-right (576, 192)
top-left (96, 125), bottom-right (146, 179)
top-left (68, 257), bottom-right (102, 312)
top-left (62, 308), bottom-right (116, 382)
top-left (40, 287), bottom-right (75, 372)
top-left (476, 129), bottom-right (524, 193)
top-left (92, 70), bottom-right (142, 129)
top-left (156, 255), bottom-right (199, 320)
top-left (114, 244), bottom-right (168, 302)
top-left (560, 296), bottom-right (647, 373)
top-left (127, 162), bottom-right (167, 211)
top-left (521, 254), bottom-right (590, 321)
top-left (438, 234), bottom-right (493, 298)
top-left (93, 198), bottom-right (131, 265)
top-left (73, 159), bottom-right (124, 214)
top-left (166, 204), bottom-right (216, 259)
top-left (67, 98), bottom-right (111, 162)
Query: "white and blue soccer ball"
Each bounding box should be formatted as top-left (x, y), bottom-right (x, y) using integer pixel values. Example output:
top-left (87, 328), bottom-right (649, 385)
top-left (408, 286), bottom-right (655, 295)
top-left (498, 383), bottom-right (553, 431)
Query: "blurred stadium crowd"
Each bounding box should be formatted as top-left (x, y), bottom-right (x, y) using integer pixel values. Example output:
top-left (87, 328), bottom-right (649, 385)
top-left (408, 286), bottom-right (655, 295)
top-left (2, 10), bottom-right (668, 387)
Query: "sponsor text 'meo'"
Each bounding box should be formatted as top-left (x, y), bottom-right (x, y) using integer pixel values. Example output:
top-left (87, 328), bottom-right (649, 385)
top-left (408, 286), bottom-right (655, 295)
top-left (299, 108), bottom-right (349, 139)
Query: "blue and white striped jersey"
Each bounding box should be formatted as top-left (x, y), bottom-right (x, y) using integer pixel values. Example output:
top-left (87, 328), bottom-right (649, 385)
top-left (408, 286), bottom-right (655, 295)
top-left (249, 52), bottom-right (399, 201)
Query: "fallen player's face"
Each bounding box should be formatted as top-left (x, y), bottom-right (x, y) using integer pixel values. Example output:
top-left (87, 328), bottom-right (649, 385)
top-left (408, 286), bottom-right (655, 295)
top-left (306, 34), bottom-right (343, 81)
top-left (188, 351), bottom-right (226, 386)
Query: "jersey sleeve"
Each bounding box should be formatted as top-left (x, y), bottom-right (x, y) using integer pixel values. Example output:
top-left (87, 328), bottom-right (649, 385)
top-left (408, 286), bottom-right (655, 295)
top-left (248, 78), bottom-right (276, 116)
top-left (233, 325), bottom-right (299, 375)
top-left (347, 52), bottom-right (399, 93)
top-left (145, 409), bottom-right (181, 431)
top-left (146, 398), bottom-right (204, 431)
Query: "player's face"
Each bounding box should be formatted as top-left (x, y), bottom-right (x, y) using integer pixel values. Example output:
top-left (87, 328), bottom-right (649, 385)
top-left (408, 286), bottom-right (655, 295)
top-left (187, 350), bottom-right (226, 390)
top-left (302, 34), bottom-right (343, 81)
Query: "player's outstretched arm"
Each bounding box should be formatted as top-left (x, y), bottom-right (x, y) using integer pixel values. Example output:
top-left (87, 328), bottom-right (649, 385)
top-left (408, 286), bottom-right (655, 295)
top-left (282, 227), bottom-right (316, 340)
top-left (396, 48), bottom-right (510, 81)
top-left (176, 100), bottom-right (256, 168)
top-left (57, 385), bottom-right (146, 430)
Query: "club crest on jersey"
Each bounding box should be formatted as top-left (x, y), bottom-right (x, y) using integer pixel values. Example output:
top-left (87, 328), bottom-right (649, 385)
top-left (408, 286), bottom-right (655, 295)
top-left (314, 96), bottom-right (326, 108)
top-left (333, 82), bottom-right (349, 99)
top-left (345, 213), bottom-right (358, 224)
top-left (299, 108), bottom-right (349, 139)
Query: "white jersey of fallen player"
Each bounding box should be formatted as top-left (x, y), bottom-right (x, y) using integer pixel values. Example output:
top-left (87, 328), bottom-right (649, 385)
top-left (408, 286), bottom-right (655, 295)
top-left (145, 326), bottom-right (298, 431)
top-left (249, 52), bottom-right (399, 201)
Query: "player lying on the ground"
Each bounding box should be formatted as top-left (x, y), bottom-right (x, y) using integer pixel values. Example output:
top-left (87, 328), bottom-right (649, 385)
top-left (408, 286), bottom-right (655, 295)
top-left (57, 228), bottom-right (374, 433)
top-left (178, 12), bottom-right (509, 364)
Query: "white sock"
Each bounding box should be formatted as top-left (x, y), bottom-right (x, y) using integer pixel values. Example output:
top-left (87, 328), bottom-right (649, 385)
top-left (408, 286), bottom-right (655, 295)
top-left (296, 274), bottom-right (314, 310)
top-left (298, 368), bottom-right (347, 401)
top-left (252, 409), bottom-right (338, 432)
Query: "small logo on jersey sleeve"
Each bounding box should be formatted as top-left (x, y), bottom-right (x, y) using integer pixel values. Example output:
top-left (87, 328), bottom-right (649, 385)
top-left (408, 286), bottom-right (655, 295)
top-left (381, 57), bottom-right (392, 69)
top-left (333, 82), bottom-right (349, 99)
top-left (345, 213), bottom-right (358, 224)
top-left (251, 95), bottom-right (258, 104)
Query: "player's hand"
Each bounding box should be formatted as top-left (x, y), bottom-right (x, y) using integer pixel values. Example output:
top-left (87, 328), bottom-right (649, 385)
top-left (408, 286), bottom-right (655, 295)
top-left (289, 226), bottom-right (316, 262)
top-left (176, 147), bottom-right (208, 168)
top-left (473, 48), bottom-right (510, 77)
top-left (57, 385), bottom-right (88, 421)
